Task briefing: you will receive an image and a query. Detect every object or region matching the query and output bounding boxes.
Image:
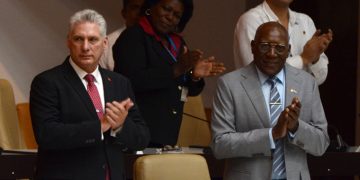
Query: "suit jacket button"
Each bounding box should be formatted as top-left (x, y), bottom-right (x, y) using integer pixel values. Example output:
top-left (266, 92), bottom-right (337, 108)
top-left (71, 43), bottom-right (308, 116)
top-left (172, 110), bottom-right (177, 114)
top-left (102, 164), bottom-right (106, 169)
top-left (178, 86), bottom-right (182, 90)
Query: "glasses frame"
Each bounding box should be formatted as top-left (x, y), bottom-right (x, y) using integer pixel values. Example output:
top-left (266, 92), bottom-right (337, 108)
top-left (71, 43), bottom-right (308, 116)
top-left (256, 42), bottom-right (288, 54)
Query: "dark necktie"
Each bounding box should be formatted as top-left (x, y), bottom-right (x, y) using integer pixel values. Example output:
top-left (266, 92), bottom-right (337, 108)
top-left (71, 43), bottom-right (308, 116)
top-left (268, 77), bottom-right (286, 179)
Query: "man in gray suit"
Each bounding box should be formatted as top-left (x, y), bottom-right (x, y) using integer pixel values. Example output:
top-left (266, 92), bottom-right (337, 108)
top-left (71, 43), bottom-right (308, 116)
top-left (211, 22), bottom-right (329, 180)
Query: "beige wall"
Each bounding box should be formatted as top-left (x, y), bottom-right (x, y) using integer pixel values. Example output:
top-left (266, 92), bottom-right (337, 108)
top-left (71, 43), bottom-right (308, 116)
top-left (184, 0), bottom-right (246, 107)
top-left (0, 0), bottom-right (123, 103)
top-left (0, 0), bottom-right (248, 107)
top-left (357, 1), bottom-right (360, 146)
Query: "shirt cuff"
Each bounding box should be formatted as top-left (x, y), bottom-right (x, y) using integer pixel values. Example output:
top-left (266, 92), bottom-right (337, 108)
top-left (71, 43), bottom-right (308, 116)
top-left (110, 126), bottom-right (123, 137)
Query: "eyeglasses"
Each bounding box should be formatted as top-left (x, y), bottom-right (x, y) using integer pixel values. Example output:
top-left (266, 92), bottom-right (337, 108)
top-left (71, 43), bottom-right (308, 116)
top-left (257, 42), bottom-right (288, 54)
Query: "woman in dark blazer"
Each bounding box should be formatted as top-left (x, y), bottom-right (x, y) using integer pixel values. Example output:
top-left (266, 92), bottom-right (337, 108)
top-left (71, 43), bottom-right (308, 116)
top-left (113, 0), bottom-right (224, 147)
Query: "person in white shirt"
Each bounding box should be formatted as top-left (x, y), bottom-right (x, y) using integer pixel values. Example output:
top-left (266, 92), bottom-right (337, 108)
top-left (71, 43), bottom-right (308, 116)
top-left (99, 0), bottom-right (144, 71)
top-left (233, 0), bottom-right (333, 85)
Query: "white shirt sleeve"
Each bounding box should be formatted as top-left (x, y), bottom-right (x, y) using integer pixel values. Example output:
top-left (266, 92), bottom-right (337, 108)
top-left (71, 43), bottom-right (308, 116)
top-left (289, 14), bottom-right (329, 85)
top-left (99, 28), bottom-right (124, 71)
top-left (233, 12), bottom-right (264, 69)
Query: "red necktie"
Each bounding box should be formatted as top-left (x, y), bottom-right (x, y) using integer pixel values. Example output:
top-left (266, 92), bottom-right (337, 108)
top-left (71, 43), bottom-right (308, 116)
top-left (84, 74), bottom-right (104, 120)
top-left (84, 74), bottom-right (110, 180)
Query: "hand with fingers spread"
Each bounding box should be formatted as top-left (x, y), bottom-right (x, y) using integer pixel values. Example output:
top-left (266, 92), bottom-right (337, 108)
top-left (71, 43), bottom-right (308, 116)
top-left (102, 98), bottom-right (134, 131)
top-left (174, 46), bottom-right (204, 77)
top-left (301, 29), bottom-right (333, 65)
top-left (192, 56), bottom-right (226, 79)
top-left (210, 61), bottom-right (226, 76)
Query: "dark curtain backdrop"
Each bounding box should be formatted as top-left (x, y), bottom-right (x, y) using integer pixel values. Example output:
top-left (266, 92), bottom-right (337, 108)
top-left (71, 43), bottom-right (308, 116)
top-left (245, 1), bottom-right (359, 180)
top-left (291, 1), bottom-right (359, 180)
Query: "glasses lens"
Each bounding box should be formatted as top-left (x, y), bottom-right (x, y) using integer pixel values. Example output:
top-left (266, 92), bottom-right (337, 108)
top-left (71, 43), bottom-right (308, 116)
top-left (258, 42), bottom-right (286, 54)
top-left (275, 44), bottom-right (286, 53)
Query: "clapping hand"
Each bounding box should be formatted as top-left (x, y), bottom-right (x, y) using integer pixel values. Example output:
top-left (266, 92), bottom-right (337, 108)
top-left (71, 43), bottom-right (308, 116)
top-left (272, 97), bottom-right (301, 140)
top-left (101, 98), bottom-right (134, 132)
top-left (192, 56), bottom-right (226, 79)
top-left (301, 29), bottom-right (333, 65)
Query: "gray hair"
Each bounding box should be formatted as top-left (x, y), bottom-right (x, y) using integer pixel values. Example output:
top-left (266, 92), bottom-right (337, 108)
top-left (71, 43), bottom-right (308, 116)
top-left (69, 9), bottom-right (107, 37)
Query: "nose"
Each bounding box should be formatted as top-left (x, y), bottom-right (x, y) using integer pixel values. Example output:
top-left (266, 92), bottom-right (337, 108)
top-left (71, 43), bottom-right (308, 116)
top-left (267, 46), bottom-right (277, 57)
top-left (81, 40), bottom-right (90, 52)
top-left (165, 12), bottom-right (178, 23)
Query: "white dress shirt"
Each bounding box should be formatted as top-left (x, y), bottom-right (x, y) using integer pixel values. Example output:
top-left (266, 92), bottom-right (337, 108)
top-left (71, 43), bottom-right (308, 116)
top-left (234, 1), bottom-right (329, 85)
top-left (69, 58), bottom-right (121, 137)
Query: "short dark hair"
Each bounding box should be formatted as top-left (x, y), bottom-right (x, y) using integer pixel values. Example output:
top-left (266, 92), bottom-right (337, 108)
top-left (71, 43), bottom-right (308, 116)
top-left (123, 0), bottom-right (130, 8)
top-left (141, 0), bottom-right (193, 33)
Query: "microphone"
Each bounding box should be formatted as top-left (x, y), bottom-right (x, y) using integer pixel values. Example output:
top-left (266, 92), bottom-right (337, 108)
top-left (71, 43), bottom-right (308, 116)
top-left (327, 124), bottom-right (348, 152)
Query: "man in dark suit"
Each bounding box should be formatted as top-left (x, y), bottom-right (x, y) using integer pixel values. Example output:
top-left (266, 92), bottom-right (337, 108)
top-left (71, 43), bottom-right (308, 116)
top-left (211, 22), bottom-right (329, 180)
top-left (30, 9), bottom-right (150, 180)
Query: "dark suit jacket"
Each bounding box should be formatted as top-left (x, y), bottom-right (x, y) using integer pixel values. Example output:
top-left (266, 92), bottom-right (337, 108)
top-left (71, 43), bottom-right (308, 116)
top-left (113, 25), bottom-right (204, 146)
top-left (30, 58), bottom-right (150, 180)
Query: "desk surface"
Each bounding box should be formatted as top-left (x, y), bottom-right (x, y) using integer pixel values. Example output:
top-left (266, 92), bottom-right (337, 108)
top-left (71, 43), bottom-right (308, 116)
top-left (0, 149), bottom-right (359, 179)
top-left (0, 152), bottom-right (37, 179)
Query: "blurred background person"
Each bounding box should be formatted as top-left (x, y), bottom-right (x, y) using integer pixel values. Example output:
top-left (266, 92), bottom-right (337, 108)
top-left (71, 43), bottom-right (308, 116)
top-left (233, 0), bottom-right (333, 85)
top-left (99, 0), bottom-right (144, 71)
top-left (113, 0), bottom-right (225, 147)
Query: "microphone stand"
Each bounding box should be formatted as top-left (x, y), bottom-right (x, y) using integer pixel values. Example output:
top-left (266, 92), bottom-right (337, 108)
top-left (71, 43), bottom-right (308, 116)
top-left (327, 124), bottom-right (348, 152)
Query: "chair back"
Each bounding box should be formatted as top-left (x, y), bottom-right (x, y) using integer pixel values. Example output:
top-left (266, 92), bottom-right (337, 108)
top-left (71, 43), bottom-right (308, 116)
top-left (177, 95), bottom-right (211, 146)
top-left (134, 154), bottom-right (211, 180)
top-left (0, 79), bottom-right (24, 149)
top-left (16, 102), bottom-right (37, 149)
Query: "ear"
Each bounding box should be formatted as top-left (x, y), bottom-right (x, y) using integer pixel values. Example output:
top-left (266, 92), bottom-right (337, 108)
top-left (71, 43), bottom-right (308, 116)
top-left (250, 40), bottom-right (256, 54)
top-left (287, 44), bottom-right (291, 57)
top-left (103, 36), bottom-right (109, 49)
top-left (288, 44), bottom-right (291, 53)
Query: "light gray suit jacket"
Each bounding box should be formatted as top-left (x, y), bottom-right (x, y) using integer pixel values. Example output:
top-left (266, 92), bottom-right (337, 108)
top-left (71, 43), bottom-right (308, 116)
top-left (211, 63), bottom-right (329, 180)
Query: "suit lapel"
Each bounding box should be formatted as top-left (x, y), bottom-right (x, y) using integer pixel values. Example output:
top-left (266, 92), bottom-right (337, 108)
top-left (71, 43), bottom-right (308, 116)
top-left (62, 58), bottom-right (98, 119)
top-left (100, 68), bottom-right (114, 104)
top-left (241, 63), bottom-right (270, 127)
top-left (284, 64), bottom-right (301, 106)
top-left (149, 36), bottom-right (177, 65)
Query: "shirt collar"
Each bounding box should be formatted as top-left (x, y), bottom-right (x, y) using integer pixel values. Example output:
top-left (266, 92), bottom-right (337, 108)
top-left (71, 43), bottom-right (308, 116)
top-left (139, 16), bottom-right (162, 41)
top-left (69, 57), bottom-right (101, 82)
top-left (256, 65), bottom-right (285, 86)
top-left (138, 16), bottom-right (182, 58)
top-left (262, 1), bottom-right (298, 26)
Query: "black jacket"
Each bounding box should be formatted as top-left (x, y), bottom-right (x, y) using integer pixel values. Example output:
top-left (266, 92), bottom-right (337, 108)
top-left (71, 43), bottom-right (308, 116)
top-left (113, 25), bottom-right (204, 146)
top-left (30, 59), bottom-right (150, 180)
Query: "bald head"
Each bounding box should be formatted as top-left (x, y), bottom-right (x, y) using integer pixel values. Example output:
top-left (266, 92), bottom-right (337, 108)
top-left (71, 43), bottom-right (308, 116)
top-left (254, 21), bottom-right (289, 43)
top-left (251, 21), bottom-right (290, 76)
